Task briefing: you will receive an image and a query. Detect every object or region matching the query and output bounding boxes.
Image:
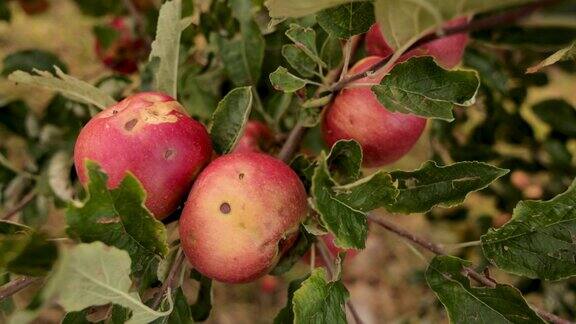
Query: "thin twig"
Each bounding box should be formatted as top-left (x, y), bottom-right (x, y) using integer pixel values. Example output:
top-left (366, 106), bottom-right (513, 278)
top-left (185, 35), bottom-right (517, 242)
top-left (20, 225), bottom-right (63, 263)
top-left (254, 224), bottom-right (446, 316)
top-left (277, 36), bottom-right (360, 163)
top-left (151, 248), bottom-right (185, 309)
top-left (0, 276), bottom-right (41, 301)
top-left (1, 190), bottom-right (37, 220)
top-left (329, 0), bottom-right (561, 92)
top-left (367, 213), bottom-right (445, 255)
top-left (367, 213), bottom-right (572, 324)
top-left (316, 239), bottom-right (365, 324)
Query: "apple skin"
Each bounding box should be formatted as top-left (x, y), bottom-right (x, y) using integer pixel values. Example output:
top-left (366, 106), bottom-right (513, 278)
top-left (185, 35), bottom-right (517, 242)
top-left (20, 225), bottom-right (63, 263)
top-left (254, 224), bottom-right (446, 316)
top-left (322, 56), bottom-right (426, 167)
top-left (303, 234), bottom-right (359, 267)
top-left (365, 18), bottom-right (469, 69)
top-left (74, 92), bottom-right (212, 220)
top-left (179, 152), bottom-right (308, 283)
top-left (95, 17), bottom-right (148, 74)
top-left (18, 0), bottom-right (49, 15)
top-left (234, 121), bottom-right (273, 153)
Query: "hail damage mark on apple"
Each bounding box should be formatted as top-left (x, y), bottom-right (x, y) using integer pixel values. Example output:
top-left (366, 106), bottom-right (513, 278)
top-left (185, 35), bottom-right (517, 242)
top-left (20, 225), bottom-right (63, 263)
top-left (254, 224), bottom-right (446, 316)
top-left (164, 148), bottom-right (176, 160)
top-left (124, 118), bottom-right (138, 131)
top-left (220, 202), bottom-right (231, 214)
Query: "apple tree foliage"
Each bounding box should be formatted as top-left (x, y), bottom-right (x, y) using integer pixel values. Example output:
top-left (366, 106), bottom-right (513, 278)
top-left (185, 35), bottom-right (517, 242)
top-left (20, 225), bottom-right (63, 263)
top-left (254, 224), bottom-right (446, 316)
top-left (1, 0), bottom-right (576, 323)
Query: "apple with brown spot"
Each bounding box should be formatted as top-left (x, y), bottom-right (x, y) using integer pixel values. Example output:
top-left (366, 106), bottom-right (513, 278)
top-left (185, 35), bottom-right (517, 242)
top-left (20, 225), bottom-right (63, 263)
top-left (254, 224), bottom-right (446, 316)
top-left (179, 152), bottom-right (308, 283)
top-left (322, 56), bottom-right (427, 167)
top-left (365, 18), bottom-right (469, 69)
top-left (74, 92), bottom-right (212, 220)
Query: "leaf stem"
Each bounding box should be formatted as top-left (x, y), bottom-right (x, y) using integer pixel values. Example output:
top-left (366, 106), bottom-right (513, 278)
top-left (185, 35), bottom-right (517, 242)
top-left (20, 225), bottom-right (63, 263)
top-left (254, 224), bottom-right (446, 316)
top-left (0, 276), bottom-right (41, 301)
top-left (367, 213), bottom-right (572, 324)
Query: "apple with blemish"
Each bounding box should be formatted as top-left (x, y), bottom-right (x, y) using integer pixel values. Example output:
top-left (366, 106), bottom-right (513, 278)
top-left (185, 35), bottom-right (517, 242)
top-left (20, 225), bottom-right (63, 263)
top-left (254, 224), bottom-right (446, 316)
top-left (322, 56), bottom-right (426, 167)
top-left (179, 152), bottom-right (308, 283)
top-left (234, 121), bottom-right (274, 153)
top-left (365, 18), bottom-right (469, 69)
top-left (74, 92), bottom-right (212, 220)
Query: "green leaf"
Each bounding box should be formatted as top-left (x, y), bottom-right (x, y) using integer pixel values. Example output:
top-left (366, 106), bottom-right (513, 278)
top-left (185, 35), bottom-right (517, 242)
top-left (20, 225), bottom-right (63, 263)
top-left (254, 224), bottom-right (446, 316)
top-left (387, 161), bottom-right (508, 214)
top-left (426, 256), bottom-right (545, 324)
top-left (149, 0), bottom-right (185, 97)
top-left (372, 57), bottom-right (480, 121)
top-left (266, 0), bottom-right (352, 18)
top-left (317, 2), bottom-right (375, 38)
top-left (481, 180), bottom-right (576, 281)
top-left (152, 288), bottom-right (193, 324)
top-left (190, 270), bottom-right (213, 321)
top-left (333, 171), bottom-right (398, 212)
top-left (2, 50), bottom-right (68, 77)
top-left (0, 1), bottom-right (10, 21)
top-left (320, 36), bottom-right (343, 69)
top-left (66, 161), bottom-right (168, 274)
top-left (0, 221), bottom-right (57, 276)
top-left (311, 153), bottom-right (367, 249)
top-left (292, 268), bottom-right (349, 324)
top-left (282, 44), bottom-right (318, 78)
top-left (270, 228), bottom-right (314, 276)
top-left (8, 68), bottom-right (117, 110)
top-left (274, 276), bottom-right (307, 324)
top-left (374, 0), bottom-right (533, 51)
top-left (326, 140), bottom-right (362, 184)
top-left (290, 155), bottom-right (317, 190)
top-left (285, 24), bottom-right (324, 67)
top-left (299, 105), bottom-right (322, 128)
top-left (532, 100), bottom-right (576, 137)
top-left (208, 86), bottom-right (253, 154)
top-left (44, 242), bottom-right (172, 324)
top-left (92, 25), bottom-right (121, 51)
top-left (179, 69), bottom-right (222, 120)
top-left (527, 40), bottom-right (576, 73)
top-left (218, 21), bottom-right (265, 86)
top-left (270, 67), bottom-right (309, 93)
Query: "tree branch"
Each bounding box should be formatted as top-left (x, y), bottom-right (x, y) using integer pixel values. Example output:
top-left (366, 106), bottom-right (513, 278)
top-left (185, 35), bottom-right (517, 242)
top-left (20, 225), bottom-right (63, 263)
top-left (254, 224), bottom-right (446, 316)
top-left (1, 190), bottom-right (37, 220)
top-left (151, 248), bottom-right (185, 309)
top-left (330, 0), bottom-right (561, 92)
top-left (0, 276), bottom-right (41, 301)
top-left (367, 213), bottom-right (572, 324)
top-left (316, 239), bottom-right (365, 324)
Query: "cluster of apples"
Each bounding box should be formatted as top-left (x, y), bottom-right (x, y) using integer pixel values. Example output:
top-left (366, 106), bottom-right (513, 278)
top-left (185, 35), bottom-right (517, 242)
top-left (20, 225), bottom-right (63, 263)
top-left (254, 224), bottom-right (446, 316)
top-left (74, 22), bottom-right (468, 283)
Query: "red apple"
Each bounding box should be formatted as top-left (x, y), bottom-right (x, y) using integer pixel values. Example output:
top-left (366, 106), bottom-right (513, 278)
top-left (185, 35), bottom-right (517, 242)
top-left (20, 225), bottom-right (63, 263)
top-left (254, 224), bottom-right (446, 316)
top-left (18, 0), bottom-right (49, 15)
top-left (94, 17), bottom-right (148, 74)
top-left (322, 56), bottom-right (427, 167)
top-left (365, 18), bottom-right (469, 69)
top-left (74, 92), bottom-right (212, 220)
top-left (234, 121), bottom-right (273, 153)
top-left (179, 152), bottom-right (308, 283)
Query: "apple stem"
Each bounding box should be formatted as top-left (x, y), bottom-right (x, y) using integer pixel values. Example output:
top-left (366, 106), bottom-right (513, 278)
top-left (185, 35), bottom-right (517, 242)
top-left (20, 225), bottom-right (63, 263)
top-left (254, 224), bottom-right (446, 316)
top-left (367, 212), bottom-right (572, 324)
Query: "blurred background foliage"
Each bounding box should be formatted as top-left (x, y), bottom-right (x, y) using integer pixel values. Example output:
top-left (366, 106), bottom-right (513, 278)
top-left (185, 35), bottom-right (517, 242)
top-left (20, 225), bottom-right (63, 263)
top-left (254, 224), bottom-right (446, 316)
top-left (0, 0), bottom-right (575, 323)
